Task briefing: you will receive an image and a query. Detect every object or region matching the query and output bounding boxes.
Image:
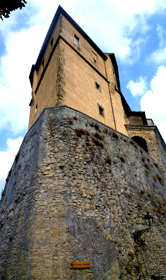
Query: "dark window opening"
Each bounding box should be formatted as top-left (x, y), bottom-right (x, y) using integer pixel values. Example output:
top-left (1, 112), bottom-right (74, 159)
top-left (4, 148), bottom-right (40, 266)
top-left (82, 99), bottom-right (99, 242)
top-left (98, 105), bottom-right (104, 117)
top-left (92, 51), bottom-right (98, 64)
top-left (42, 59), bottom-right (44, 69)
top-left (131, 136), bottom-right (148, 153)
top-left (35, 104), bottom-right (38, 114)
top-left (50, 38), bottom-right (53, 47)
top-left (74, 34), bottom-right (80, 48)
top-left (95, 82), bottom-right (101, 91)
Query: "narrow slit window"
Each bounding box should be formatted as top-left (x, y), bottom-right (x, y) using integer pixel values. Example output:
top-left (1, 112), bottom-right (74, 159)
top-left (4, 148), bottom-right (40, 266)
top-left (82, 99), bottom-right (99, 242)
top-left (92, 51), bottom-right (98, 64)
top-left (50, 38), bottom-right (53, 47)
top-left (42, 59), bottom-right (44, 69)
top-left (74, 34), bottom-right (80, 48)
top-left (98, 105), bottom-right (104, 117)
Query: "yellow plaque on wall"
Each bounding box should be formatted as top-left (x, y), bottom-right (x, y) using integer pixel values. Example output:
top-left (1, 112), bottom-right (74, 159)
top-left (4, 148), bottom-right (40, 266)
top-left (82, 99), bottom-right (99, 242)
top-left (70, 262), bottom-right (91, 268)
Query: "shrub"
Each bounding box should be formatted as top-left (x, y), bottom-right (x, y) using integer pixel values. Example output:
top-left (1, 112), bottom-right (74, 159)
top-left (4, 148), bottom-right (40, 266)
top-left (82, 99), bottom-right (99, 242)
top-left (139, 188), bottom-right (145, 196)
top-left (68, 117), bottom-right (73, 124)
top-left (75, 129), bottom-right (86, 137)
top-left (8, 169), bottom-right (12, 177)
top-left (94, 124), bottom-right (99, 130)
top-left (144, 163), bottom-right (150, 170)
top-left (15, 152), bottom-right (20, 162)
top-left (153, 173), bottom-right (164, 186)
top-left (141, 156), bottom-right (146, 162)
top-left (1, 190), bottom-right (5, 198)
top-left (92, 138), bottom-right (104, 148)
top-left (86, 141), bottom-right (90, 146)
top-left (158, 174), bottom-right (164, 186)
top-left (130, 140), bottom-right (137, 148)
top-left (106, 157), bottom-right (111, 165)
top-left (94, 132), bottom-right (104, 141)
top-left (103, 128), bottom-right (108, 133)
top-left (112, 131), bottom-right (119, 139)
top-left (119, 156), bottom-right (125, 162)
top-left (153, 173), bottom-right (158, 181)
top-left (154, 162), bottom-right (159, 168)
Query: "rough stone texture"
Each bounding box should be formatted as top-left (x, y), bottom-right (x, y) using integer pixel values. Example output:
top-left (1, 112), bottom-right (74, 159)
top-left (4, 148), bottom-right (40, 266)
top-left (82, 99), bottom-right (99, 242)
top-left (0, 106), bottom-right (166, 279)
top-left (56, 37), bottom-right (66, 105)
top-left (126, 125), bottom-right (166, 171)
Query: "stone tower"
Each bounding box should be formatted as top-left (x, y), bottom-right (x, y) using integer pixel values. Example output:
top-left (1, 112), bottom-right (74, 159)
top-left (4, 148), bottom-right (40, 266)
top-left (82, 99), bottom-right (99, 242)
top-left (29, 6), bottom-right (126, 135)
top-left (28, 6), bottom-right (166, 171)
top-left (0, 6), bottom-right (166, 280)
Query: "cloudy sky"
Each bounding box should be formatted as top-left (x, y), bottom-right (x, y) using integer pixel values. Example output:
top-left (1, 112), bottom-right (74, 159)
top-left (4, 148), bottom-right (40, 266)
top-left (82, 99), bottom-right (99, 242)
top-left (0, 0), bottom-right (166, 193)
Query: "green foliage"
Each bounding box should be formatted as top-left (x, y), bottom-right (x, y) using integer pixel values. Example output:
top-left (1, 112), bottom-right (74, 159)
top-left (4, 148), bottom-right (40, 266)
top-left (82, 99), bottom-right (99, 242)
top-left (0, 0), bottom-right (27, 20)
top-left (15, 152), bottom-right (20, 162)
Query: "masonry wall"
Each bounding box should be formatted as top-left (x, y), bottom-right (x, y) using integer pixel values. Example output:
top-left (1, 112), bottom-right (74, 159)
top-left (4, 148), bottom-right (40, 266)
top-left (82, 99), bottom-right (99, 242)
top-left (28, 12), bottom-right (128, 137)
top-left (126, 124), bottom-right (166, 171)
top-left (63, 41), bottom-right (116, 128)
top-left (0, 106), bottom-right (166, 280)
top-left (61, 15), bottom-right (107, 77)
top-left (29, 40), bottom-right (60, 129)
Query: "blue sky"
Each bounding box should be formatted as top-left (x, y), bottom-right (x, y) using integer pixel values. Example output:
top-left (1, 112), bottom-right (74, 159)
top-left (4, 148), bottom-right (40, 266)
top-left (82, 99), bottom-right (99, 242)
top-left (0, 0), bottom-right (166, 194)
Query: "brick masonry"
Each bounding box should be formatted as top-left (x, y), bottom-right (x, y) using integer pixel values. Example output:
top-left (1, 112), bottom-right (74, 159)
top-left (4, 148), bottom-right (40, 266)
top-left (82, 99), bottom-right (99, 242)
top-left (0, 106), bottom-right (166, 279)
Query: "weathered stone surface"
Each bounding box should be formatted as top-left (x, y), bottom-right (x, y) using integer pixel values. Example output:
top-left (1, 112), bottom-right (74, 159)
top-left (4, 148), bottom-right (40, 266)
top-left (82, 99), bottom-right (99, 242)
top-left (0, 106), bottom-right (166, 279)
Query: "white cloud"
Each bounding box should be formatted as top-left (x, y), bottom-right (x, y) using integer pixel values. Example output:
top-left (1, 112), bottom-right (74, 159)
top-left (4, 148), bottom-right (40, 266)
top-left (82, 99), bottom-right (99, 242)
top-left (127, 77), bottom-right (147, 96)
top-left (141, 66), bottom-right (166, 140)
top-left (0, 21), bottom-right (50, 134)
top-left (0, 137), bottom-right (23, 193)
top-left (148, 25), bottom-right (166, 64)
top-left (0, 0), bottom-right (166, 135)
top-left (68, 0), bottom-right (166, 63)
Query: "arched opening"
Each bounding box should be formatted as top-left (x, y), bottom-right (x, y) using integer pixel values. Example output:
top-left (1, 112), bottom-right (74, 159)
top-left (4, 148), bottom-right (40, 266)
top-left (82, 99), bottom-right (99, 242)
top-left (131, 136), bottom-right (148, 153)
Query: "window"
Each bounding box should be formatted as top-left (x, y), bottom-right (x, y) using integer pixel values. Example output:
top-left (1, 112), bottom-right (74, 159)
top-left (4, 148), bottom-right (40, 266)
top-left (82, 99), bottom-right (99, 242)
top-left (74, 34), bottom-right (80, 48)
top-left (92, 51), bottom-right (98, 64)
top-left (95, 82), bottom-right (101, 92)
top-left (41, 59), bottom-right (44, 70)
top-left (98, 104), bottom-right (104, 117)
top-left (35, 104), bottom-right (38, 114)
top-left (50, 38), bottom-right (53, 47)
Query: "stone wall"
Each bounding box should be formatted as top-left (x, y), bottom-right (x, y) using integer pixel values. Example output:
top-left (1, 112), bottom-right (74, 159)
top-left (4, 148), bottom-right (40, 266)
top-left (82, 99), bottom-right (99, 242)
top-left (126, 124), bottom-right (166, 171)
top-left (29, 11), bottom-right (128, 137)
top-left (0, 106), bottom-right (166, 279)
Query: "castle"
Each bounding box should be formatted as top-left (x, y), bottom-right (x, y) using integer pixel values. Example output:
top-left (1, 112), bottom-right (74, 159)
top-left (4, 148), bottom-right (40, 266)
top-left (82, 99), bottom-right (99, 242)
top-left (0, 6), bottom-right (166, 280)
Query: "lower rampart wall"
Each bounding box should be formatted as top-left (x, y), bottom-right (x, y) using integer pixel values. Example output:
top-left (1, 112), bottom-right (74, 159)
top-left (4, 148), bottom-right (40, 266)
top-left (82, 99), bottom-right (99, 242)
top-left (0, 106), bottom-right (166, 279)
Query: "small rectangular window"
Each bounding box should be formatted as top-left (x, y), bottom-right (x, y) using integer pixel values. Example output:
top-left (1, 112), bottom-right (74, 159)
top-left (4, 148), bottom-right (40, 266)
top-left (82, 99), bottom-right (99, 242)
top-left (50, 38), bottom-right (53, 47)
top-left (74, 34), bottom-right (80, 48)
top-left (95, 82), bottom-right (101, 92)
top-left (92, 51), bottom-right (98, 64)
top-left (42, 59), bottom-right (44, 69)
top-left (98, 104), bottom-right (104, 117)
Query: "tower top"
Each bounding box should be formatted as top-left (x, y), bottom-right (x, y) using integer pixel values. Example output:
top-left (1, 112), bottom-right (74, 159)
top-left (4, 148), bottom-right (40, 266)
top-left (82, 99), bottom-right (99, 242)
top-left (29, 5), bottom-right (108, 85)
